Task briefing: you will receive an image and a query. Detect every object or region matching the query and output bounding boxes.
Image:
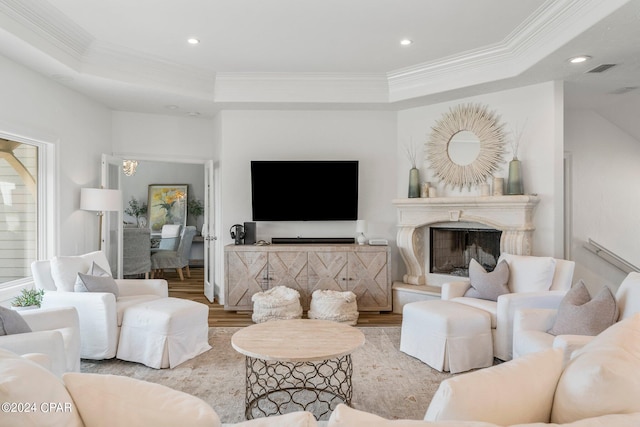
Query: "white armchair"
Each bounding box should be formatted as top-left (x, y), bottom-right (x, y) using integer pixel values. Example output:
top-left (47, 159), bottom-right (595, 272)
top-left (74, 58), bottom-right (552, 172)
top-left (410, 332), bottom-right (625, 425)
top-left (0, 306), bottom-right (80, 377)
top-left (442, 253), bottom-right (575, 361)
top-left (513, 272), bottom-right (640, 363)
top-left (31, 251), bottom-right (168, 360)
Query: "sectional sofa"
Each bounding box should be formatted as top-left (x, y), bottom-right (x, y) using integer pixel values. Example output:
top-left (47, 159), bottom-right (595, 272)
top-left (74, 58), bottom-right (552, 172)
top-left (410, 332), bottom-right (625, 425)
top-left (2, 312), bottom-right (640, 427)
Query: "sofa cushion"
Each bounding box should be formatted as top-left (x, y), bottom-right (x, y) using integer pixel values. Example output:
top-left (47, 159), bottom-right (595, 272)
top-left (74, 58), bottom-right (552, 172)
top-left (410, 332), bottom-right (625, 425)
top-left (450, 297), bottom-right (498, 328)
top-left (551, 313), bottom-right (640, 423)
top-left (233, 411), bottom-right (318, 426)
top-left (464, 259), bottom-right (510, 302)
top-left (0, 306), bottom-right (32, 335)
top-left (63, 372), bottom-right (221, 427)
top-left (327, 404), bottom-right (500, 427)
top-left (0, 348), bottom-right (83, 427)
top-left (425, 348), bottom-right (564, 425)
top-left (498, 254), bottom-right (556, 293)
top-left (548, 280), bottom-right (618, 336)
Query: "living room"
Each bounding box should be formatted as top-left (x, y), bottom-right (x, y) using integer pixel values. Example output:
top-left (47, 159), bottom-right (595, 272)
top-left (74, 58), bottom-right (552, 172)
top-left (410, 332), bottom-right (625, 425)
top-left (1, 1), bottom-right (640, 426)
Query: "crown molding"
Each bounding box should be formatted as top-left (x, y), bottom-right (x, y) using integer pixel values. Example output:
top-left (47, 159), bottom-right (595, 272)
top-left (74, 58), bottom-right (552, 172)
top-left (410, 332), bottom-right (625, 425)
top-left (387, 0), bottom-right (632, 102)
top-left (0, 0), bottom-right (91, 65)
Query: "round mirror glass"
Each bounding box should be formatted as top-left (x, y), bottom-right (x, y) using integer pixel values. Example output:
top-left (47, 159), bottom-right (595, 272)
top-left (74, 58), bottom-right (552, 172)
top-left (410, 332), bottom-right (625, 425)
top-left (448, 131), bottom-right (480, 166)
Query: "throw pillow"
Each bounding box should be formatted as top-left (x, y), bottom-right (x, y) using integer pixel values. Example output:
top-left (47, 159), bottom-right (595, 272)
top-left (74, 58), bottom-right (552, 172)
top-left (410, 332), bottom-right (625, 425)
top-left (0, 306), bottom-right (32, 335)
top-left (548, 280), bottom-right (619, 336)
top-left (551, 313), bottom-right (640, 423)
top-left (497, 253), bottom-right (556, 293)
top-left (464, 259), bottom-right (510, 301)
top-left (51, 256), bottom-right (86, 292)
top-left (74, 261), bottom-right (111, 292)
top-left (75, 273), bottom-right (119, 298)
top-left (63, 372), bottom-right (221, 427)
top-left (0, 348), bottom-right (83, 427)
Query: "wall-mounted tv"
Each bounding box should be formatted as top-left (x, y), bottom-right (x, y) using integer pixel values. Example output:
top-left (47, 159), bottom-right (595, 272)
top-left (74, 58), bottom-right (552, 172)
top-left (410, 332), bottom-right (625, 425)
top-left (251, 160), bottom-right (359, 221)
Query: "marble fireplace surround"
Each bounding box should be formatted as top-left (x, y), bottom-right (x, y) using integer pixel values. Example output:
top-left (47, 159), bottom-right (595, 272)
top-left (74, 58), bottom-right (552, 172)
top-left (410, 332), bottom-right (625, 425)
top-left (393, 195), bottom-right (540, 285)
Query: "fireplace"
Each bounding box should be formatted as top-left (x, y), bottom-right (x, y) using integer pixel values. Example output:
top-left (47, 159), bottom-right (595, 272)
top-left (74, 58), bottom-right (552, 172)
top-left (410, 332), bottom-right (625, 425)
top-left (430, 227), bottom-right (502, 277)
top-left (393, 195), bottom-right (539, 285)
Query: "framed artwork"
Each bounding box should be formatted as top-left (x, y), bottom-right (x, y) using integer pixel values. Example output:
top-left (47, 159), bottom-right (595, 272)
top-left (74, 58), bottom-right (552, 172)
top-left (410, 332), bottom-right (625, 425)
top-left (148, 184), bottom-right (188, 233)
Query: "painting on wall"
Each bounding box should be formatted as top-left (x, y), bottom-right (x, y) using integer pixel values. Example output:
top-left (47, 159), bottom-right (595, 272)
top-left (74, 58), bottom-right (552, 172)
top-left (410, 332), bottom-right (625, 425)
top-left (148, 184), bottom-right (188, 233)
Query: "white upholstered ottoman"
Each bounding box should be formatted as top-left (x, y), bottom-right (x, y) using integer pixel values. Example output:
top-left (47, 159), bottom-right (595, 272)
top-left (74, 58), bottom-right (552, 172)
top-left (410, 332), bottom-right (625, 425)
top-left (117, 297), bottom-right (211, 369)
top-left (308, 289), bottom-right (359, 325)
top-left (400, 300), bottom-right (493, 374)
top-left (251, 286), bottom-right (303, 323)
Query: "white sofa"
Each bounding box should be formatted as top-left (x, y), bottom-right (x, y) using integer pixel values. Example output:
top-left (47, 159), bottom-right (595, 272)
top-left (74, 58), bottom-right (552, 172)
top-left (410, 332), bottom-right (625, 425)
top-left (0, 306), bottom-right (80, 377)
top-left (513, 271), bottom-right (640, 363)
top-left (31, 251), bottom-right (168, 360)
top-left (3, 314), bottom-right (640, 426)
top-left (442, 254), bottom-right (575, 360)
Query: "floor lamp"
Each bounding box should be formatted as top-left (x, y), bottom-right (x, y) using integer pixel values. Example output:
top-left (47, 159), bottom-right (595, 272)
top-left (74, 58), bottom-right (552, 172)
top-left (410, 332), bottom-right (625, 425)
top-left (80, 188), bottom-right (122, 250)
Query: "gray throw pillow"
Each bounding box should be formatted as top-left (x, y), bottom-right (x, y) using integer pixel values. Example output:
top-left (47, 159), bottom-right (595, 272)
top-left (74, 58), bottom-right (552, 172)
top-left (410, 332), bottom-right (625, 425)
top-left (75, 272), bottom-right (119, 298)
top-left (548, 280), bottom-right (619, 336)
top-left (464, 259), bottom-right (510, 301)
top-left (0, 306), bottom-right (32, 336)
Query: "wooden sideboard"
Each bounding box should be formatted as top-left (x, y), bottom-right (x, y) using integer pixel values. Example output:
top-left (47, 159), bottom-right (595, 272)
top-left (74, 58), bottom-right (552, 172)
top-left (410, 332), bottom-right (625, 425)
top-left (224, 243), bottom-right (391, 312)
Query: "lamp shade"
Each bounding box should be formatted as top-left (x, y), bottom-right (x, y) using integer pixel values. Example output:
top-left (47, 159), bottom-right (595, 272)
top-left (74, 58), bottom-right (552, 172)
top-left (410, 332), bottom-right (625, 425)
top-left (80, 188), bottom-right (122, 212)
top-left (356, 220), bottom-right (367, 233)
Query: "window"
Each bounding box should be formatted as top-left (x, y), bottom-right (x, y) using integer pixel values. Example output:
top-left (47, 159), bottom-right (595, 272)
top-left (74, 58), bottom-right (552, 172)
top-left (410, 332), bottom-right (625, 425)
top-left (0, 138), bottom-right (39, 285)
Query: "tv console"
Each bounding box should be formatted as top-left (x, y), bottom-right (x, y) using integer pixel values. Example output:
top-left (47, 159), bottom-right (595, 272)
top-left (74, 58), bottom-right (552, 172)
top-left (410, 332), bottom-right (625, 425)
top-left (224, 243), bottom-right (391, 312)
top-left (271, 237), bottom-right (355, 244)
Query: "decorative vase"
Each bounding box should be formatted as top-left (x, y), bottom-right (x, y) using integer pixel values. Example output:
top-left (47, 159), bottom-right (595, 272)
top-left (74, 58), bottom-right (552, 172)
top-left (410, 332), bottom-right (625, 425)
top-left (408, 168), bottom-right (420, 198)
top-left (506, 158), bottom-right (524, 195)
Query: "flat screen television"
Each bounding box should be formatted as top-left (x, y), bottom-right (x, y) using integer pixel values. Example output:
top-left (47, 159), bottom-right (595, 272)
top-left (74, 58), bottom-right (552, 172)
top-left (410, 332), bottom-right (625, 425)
top-left (251, 160), bottom-right (359, 221)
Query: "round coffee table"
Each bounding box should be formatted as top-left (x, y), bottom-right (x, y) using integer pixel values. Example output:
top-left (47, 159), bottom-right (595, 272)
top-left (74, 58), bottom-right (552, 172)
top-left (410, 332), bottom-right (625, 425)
top-left (231, 319), bottom-right (365, 420)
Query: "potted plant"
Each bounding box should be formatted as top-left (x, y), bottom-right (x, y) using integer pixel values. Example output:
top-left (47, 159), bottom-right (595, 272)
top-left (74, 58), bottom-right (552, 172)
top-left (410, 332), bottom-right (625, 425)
top-left (124, 197), bottom-right (148, 227)
top-left (11, 288), bottom-right (45, 311)
top-left (187, 198), bottom-right (204, 232)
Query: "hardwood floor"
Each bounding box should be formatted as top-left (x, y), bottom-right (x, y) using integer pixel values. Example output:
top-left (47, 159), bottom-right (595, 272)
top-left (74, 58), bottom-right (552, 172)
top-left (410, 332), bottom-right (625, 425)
top-left (165, 267), bottom-right (403, 327)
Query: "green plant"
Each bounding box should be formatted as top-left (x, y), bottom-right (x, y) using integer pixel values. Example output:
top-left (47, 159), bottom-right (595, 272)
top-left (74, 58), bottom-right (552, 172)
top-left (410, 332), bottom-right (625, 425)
top-left (187, 198), bottom-right (204, 219)
top-left (12, 288), bottom-right (45, 307)
top-left (124, 197), bottom-right (148, 224)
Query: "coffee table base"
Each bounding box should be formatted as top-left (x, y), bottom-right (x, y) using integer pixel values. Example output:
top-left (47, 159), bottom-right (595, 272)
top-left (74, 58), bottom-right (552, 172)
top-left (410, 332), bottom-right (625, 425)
top-left (244, 354), bottom-right (353, 420)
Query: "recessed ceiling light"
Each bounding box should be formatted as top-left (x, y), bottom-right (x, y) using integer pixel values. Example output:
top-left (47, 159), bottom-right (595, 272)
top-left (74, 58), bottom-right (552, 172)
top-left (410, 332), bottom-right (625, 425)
top-left (164, 104), bottom-right (179, 110)
top-left (187, 112), bottom-right (201, 117)
top-left (568, 55), bottom-right (591, 64)
top-left (400, 39), bottom-right (413, 46)
top-left (187, 38), bottom-right (200, 45)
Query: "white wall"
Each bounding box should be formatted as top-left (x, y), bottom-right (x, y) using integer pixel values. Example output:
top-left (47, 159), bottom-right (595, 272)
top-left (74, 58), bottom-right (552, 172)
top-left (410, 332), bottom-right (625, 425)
top-left (218, 109), bottom-right (399, 279)
top-left (0, 53), bottom-right (112, 257)
top-left (112, 111), bottom-right (216, 161)
top-left (397, 81), bottom-right (565, 259)
top-left (565, 109), bottom-right (639, 292)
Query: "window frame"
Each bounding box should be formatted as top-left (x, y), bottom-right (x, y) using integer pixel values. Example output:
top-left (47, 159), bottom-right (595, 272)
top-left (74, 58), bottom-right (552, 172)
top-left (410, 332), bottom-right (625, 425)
top-left (0, 131), bottom-right (55, 291)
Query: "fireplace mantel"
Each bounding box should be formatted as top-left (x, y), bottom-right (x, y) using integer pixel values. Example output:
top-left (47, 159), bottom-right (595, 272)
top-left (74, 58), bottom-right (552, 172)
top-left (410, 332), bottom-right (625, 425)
top-left (392, 195), bottom-right (540, 285)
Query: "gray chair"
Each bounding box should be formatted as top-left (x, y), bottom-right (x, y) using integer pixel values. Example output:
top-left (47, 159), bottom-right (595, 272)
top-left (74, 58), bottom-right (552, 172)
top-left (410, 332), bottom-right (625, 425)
top-left (151, 226), bottom-right (196, 281)
top-left (123, 227), bottom-right (151, 279)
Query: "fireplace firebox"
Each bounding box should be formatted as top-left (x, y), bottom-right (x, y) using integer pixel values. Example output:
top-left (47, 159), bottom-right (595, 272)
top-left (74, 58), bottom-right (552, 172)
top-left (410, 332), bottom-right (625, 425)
top-left (430, 228), bottom-right (502, 277)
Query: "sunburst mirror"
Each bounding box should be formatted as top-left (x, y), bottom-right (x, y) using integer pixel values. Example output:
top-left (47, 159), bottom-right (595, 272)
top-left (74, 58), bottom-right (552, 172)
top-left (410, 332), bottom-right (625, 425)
top-left (426, 103), bottom-right (506, 190)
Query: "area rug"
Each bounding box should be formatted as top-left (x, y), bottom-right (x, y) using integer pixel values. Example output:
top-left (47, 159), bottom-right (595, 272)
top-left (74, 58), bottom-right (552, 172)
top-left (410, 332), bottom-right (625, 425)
top-left (81, 327), bottom-right (452, 423)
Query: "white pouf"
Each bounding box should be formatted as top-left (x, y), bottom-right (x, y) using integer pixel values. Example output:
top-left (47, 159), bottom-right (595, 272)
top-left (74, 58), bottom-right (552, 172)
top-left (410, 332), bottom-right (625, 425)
top-left (117, 297), bottom-right (211, 369)
top-left (400, 300), bottom-right (493, 374)
top-left (251, 286), bottom-right (303, 323)
top-left (308, 289), bottom-right (359, 326)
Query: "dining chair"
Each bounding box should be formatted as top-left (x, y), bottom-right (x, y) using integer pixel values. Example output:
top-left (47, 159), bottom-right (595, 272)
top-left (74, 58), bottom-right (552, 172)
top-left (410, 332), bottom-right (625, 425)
top-left (151, 226), bottom-right (197, 280)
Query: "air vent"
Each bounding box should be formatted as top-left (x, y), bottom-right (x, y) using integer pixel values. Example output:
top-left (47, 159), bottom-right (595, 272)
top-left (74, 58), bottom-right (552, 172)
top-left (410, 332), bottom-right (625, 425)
top-left (587, 64), bottom-right (617, 73)
top-left (610, 86), bottom-right (639, 95)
